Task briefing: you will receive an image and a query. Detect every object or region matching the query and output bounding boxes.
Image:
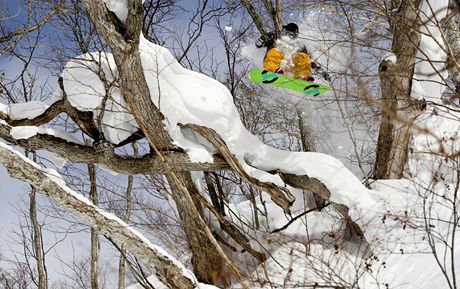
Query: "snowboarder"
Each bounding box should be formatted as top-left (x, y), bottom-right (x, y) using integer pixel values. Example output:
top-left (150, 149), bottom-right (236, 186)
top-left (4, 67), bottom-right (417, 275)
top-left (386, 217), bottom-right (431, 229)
top-left (256, 23), bottom-right (330, 82)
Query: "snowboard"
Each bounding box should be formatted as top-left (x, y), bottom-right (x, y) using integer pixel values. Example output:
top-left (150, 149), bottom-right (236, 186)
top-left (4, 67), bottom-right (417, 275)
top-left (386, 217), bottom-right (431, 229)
top-left (249, 69), bottom-right (330, 96)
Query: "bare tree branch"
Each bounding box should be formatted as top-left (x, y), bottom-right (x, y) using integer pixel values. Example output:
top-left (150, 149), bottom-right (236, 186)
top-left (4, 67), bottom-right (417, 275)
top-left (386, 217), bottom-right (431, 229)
top-left (261, 0), bottom-right (282, 32)
top-left (0, 1), bottom-right (65, 44)
top-left (239, 0), bottom-right (266, 34)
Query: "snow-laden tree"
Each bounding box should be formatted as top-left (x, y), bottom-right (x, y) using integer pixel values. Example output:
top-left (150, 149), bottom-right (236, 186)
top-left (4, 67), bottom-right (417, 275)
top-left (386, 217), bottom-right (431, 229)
top-left (0, 0), bottom-right (459, 289)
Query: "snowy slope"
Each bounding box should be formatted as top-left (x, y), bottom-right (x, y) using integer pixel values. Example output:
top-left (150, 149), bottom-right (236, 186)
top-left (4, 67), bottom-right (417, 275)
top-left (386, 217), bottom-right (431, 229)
top-left (231, 178), bottom-right (459, 288)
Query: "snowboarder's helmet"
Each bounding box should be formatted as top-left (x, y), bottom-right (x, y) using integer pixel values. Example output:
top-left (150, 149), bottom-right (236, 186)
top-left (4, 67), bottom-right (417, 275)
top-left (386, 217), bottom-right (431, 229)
top-left (282, 23), bottom-right (299, 38)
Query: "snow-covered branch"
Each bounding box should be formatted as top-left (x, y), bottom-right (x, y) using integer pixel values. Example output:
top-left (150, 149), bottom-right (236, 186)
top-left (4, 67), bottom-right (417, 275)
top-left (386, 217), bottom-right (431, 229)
top-left (0, 142), bottom-right (204, 289)
top-left (0, 122), bottom-right (229, 174)
top-left (181, 123), bottom-right (295, 214)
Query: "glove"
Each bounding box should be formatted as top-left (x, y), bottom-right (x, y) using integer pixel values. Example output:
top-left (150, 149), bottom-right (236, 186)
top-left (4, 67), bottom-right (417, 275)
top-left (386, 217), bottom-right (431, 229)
top-left (255, 38), bottom-right (264, 48)
top-left (275, 67), bottom-right (284, 74)
top-left (256, 33), bottom-right (270, 48)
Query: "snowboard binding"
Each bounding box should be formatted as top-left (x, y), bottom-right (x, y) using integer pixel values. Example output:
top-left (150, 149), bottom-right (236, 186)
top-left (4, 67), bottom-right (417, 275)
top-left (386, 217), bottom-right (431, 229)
top-left (261, 70), bottom-right (279, 84)
top-left (303, 84), bottom-right (321, 96)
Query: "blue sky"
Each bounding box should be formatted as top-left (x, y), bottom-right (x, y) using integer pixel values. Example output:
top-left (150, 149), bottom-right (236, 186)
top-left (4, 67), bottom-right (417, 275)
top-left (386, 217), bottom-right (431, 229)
top-left (0, 166), bottom-right (26, 233)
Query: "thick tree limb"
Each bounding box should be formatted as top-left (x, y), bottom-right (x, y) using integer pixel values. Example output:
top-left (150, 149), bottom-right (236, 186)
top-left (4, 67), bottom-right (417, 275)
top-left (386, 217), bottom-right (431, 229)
top-left (280, 173), bottom-right (365, 239)
top-left (1, 90), bottom-right (101, 142)
top-left (0, 144), bottom-right (199, 289)
top-left (0, 77), bottom-right (149, 147)
top-left (0, 122), bottom-right (229, 174)
top-left (280, 173), bottom-right (331, 200)
top-left (261, 0), bottom-right (282, 32)
top-left (240, 0), bottom-right (266, 35)
top-left (182, 123), bottom-right (295, 214)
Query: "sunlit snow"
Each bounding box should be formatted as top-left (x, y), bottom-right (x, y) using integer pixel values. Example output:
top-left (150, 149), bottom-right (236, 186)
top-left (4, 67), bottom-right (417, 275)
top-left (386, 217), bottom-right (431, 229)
top-left (411, 1), bottom-right (449, 102)
top-left (1, 0), bottom-right (458, 288)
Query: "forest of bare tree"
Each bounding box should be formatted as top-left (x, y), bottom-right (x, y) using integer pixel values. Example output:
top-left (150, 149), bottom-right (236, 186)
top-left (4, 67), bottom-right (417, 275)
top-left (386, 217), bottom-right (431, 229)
top-left (1, 1), bottom-right (459, 289)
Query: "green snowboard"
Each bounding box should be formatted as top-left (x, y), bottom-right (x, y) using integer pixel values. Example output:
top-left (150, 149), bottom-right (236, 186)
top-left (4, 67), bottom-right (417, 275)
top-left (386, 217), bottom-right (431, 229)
top-left (249, 69), bottom-right (330, 96)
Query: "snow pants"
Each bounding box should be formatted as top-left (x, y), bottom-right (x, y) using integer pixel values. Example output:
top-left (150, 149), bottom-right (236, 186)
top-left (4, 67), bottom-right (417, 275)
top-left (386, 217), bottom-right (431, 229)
top-left (263, 48), bottom-right (311, 79)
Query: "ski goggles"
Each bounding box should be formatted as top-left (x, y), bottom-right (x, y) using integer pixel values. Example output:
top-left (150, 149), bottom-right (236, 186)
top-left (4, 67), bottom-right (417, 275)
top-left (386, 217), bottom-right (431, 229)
top-left (282, 28), bottom-right (299, 39)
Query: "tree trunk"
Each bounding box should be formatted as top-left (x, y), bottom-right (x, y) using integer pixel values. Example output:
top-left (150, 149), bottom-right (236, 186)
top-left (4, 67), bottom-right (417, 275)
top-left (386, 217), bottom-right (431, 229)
top-left (262, 0), bottom-right (283, 32)
top-left (118, 144), bottom-right (136, 289)
top-left (296, 104), bottom-right (316, 152)
top-left (240, 0), bottom-right (266, 34)
top-left (28, 152), bottom-right (47, 289)
top-left (80, 2), bottom-right (247, 286)
top-left (374, 0), bottom-right (424, 179)
top-left (444, 1), bottom-right (460, 105)
top-left (30, 188), bottom-right (48, 289)
top-left (165, 173), bottom-right (227, 284)
top-left (88, 163), bottom-right (99, 289)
